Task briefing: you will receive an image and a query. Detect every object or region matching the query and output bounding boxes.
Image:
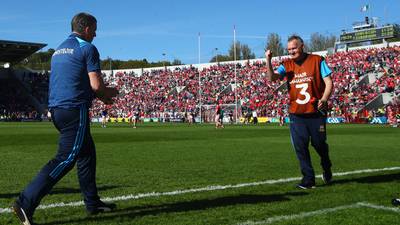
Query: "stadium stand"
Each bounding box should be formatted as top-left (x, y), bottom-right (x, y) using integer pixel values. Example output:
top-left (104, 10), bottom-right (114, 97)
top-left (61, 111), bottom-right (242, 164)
top-left (0, 40), bottom-right (47, 121)
top-left (89, 45), bottom-right (399, 124)
top-left (1, 39), bottom-right (399, 124)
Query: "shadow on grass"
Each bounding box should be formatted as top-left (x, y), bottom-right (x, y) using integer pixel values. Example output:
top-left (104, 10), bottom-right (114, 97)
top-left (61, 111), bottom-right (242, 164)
top-left (17, 172), bottom-right (400, 224)
top-left (0, 185), bottom-right (121, 199)
top-left (329, 172), bottom-right (400, 186)
top-left (39, 192), bottom-right (308, 225)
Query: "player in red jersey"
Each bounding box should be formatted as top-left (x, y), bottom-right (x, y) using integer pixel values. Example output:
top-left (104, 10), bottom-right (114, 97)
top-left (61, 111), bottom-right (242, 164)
top-left (127, 110), bottom-right (134, 127)
top-left (265, 35), bottom-right (333, 189)
top-left (215, 102), bottom-right (224, 129)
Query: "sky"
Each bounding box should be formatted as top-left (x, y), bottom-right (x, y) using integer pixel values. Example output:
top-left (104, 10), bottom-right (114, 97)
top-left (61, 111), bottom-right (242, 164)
top-left (1, 0), bottom-right (399, 64)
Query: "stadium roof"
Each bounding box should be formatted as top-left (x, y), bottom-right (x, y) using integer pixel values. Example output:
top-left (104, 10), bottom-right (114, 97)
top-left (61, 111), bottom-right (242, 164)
top-left (0, 40), bottom-right (47, 64)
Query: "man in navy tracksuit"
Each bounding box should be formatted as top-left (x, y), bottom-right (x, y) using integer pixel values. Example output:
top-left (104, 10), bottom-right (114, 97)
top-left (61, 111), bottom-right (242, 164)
top-left (13, 12), bottom-right (118, 225)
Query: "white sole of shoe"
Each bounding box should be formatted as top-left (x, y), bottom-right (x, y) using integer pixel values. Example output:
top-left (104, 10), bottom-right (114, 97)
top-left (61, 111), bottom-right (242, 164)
top-left (13, 205), bottom-right (31, 225)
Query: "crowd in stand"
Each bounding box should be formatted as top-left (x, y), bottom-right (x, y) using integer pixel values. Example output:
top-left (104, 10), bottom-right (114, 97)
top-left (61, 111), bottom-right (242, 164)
top-left (90, 46), bottom-right (400, 124)
top-left (90, 61), bottom-right (286, 120)
top-left (326, 47), bottom-right (400, 122)
top-left (386, 98), bottom-right (400, 126)
top-left (0, 80), bottom-right (42, 121)
top-left (1, 46), bottom-right (399, 124)
top-left (23, 71), bottom-right (50, 105)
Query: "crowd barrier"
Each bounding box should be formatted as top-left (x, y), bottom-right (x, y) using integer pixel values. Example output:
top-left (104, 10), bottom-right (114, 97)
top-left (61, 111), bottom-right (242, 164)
top-left (326, 117), bottom-right (346, 124)
top-left (90, 116), bottom-right (389, 124)
top-left (369, 117), bottom-right (388, 124)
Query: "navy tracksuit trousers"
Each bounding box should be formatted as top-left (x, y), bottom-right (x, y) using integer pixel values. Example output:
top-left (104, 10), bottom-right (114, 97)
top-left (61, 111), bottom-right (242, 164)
top-left (289, 113), bottom-right (332, 184)
top-left (17, 106), bottom-right (100, 218)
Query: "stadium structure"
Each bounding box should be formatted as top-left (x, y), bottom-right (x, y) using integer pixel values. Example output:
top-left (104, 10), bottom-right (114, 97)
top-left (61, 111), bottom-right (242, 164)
top-left (0, 19), bottom-right (399, 126)
top-left (0, 40), bottom-right (47, 121)
top-left (96, 18), bottom-right (400, 126)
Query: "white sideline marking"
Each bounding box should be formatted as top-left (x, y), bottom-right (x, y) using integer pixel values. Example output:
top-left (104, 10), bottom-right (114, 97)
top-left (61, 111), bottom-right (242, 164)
top-left (358, 202), bottom-right (400, 213)
top-left (238, 202), bottom-right (400, 225)
top-left (1, 166), bottom-right (399, 214)
top-left (0, 208), bottom-right (11, 214)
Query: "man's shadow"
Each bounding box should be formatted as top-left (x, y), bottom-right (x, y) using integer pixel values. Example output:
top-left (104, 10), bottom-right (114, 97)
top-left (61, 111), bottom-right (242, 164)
top-left (327, 172), bottom-right (400, 186)
top-left (40, 191), bottom-right (308, 225)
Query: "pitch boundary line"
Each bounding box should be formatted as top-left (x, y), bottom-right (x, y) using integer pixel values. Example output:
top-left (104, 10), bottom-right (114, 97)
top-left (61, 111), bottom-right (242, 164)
top-left (237, 203), bottom-right (360, 225)
top-left (237, 202), bottom-right (400, 225)
top-left (1, 166), bottom-right (399, 214)
top-left (357, 202), bottom-right (400, 213)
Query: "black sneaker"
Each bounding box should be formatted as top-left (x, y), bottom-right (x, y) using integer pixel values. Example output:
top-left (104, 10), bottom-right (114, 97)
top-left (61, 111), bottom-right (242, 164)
top-left (322, 169), bottom-right (333, 184)
top-left (13, 202), bottom-right (34, 225)
top-left (296, 182), bottom-right (316, 189)
top-left (392, 198), bottom-right (400, 206)
top-left (87, 201), bottom-right (117, 215)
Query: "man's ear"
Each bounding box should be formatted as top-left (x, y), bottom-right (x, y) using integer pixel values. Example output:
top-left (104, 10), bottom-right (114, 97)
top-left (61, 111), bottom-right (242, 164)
top-left (84, 26), bottom-right (90, 35)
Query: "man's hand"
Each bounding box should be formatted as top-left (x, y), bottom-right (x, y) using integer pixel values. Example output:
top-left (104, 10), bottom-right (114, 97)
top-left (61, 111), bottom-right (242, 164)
top-left (100, 87), bottom-right (118, 105)
top-left (106, 87), bottom-right (119, 98)
top-left (318, 99), bottom-right (328, 110)
top-left (265, 49), bottom-right (273, 62)
top-left (265, 49), bottom-right (280, 81)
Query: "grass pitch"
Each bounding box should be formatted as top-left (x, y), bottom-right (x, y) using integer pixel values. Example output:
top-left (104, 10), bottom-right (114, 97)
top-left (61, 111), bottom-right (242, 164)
top-left (0, 122), bottom-right (399, 224)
